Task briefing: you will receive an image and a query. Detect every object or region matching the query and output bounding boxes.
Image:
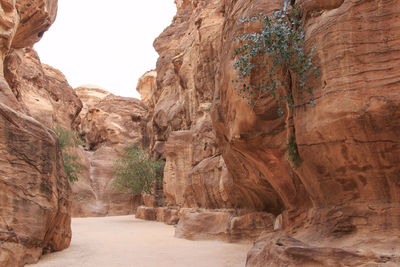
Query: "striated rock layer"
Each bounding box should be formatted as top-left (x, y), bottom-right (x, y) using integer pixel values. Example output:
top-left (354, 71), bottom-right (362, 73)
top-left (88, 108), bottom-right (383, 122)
top-left (0, 103), bottom-right (71, 266)
top-left (147, 0), bottom-right (400, 264)
top-left (72, 87), bottom-right (147, 217)
top-left (0, 0), bottom-right (73, 266)
top-left (144, 0), bottom-right (240, 210)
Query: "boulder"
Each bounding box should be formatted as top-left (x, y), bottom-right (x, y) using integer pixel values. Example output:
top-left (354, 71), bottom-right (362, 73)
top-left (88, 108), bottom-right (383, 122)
top-left (136, 206), bottom-right (156, 221)
top-left (229, 212), bottom-right (275, 242)
top-left (156, 207), bottom-right (179, 225)
top-left (246, 235), bottom-right (400, 267)
top-left (175, 210), bottom-right (232, 241)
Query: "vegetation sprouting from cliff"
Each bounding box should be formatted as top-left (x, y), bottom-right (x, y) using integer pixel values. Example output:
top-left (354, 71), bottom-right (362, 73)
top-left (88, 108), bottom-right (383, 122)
top-left (287, 133), bottom-right (303, 169)
top-left (53, 126), bottom-right (84, 182)
top-left (232, 0), bottom-right (319, 115)
top-left (112, 145), bottom-right (165, 195)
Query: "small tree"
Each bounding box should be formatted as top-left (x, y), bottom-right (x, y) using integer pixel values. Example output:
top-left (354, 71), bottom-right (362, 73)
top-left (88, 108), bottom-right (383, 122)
top-left (53, 126), bottom-right (83, 182)
top-left (112, 145), bottom-right (165, 195)
top-left (232, 0), bottom-right (319, 114)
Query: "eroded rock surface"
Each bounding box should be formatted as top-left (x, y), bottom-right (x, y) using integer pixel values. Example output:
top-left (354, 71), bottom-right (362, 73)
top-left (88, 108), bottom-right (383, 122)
top-left (0, 1), bottom-right (72, 265)
top-left (136, 70), bottom-right (157, 107)
top-left (175, 209), bottom-right (274, 242)
top-left (148, 0), bottom-right (400, 264)
top-left (145, 0), bottom-right (241, 211)
top-left (4, 48), bottom-right (82, 129)
top-left (0, 103), bottom-right (71, 266)
top-left (213, 0), bottom-right (400, 265)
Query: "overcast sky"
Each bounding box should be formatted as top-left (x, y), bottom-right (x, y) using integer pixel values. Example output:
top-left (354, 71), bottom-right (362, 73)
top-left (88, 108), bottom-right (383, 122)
top-left (35, 0), bottom-right (176, 99)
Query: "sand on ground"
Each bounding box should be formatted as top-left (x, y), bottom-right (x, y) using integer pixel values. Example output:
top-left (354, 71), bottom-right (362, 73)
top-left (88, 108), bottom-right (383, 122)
top-left (28, 216), bottom-right (252, 267)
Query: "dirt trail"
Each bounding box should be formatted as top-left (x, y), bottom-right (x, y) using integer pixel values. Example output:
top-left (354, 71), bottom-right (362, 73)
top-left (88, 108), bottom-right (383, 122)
top-left (28, 216), bottom-right (251, 267)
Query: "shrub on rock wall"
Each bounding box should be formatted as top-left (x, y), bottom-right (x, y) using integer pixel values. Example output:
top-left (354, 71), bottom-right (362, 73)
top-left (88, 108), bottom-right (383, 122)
top-left (232, 0), bottom-right (319, 115)
top-left (53, 126), bottom-right (83, 182)
top-left (112, 145), bottom-right (165, 195)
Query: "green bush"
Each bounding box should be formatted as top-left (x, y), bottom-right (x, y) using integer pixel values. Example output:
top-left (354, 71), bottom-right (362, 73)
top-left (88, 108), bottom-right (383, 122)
top-left (112, 145), bottom-right (165, 195)
top-left (62, 153), bottom-right (82, 182)
top-left (232, 0), bottom-right (319, 115)
top-left (53, 126), bottom-right (83, 182)
top-left (53, 126), bottom-right (83, 149)
top-left (287, 133), bottom-right (303, 169)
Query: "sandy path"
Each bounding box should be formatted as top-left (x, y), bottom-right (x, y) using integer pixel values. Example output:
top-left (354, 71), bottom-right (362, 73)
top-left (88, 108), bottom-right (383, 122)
top-left (28, 216), bottom-right (251, 267)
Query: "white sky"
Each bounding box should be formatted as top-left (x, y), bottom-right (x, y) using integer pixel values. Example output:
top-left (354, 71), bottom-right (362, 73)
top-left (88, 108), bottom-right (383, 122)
top-left (35, 0), bottom-right (176, 99)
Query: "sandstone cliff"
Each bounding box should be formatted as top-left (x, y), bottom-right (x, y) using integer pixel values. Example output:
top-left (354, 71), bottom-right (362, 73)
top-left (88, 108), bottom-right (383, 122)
top-left (0, 0), bottom-right (73, 266)
top-left (144, 0), bottom-right (238, 211)
top-left (71, 87), bottom-right (148, 217)
top-left (145, 0), bottom-right (400, 265)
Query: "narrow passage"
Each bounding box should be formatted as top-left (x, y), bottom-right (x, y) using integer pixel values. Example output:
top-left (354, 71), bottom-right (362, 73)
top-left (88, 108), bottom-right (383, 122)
top-left (29, 216), bottom-right (251, 267)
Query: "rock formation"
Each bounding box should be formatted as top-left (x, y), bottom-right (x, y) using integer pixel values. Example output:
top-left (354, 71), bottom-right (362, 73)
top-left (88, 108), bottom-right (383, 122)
top-left (4, 48), bottom-right (82, 129)
top-left (143, 0), bottom-right (400, 265)
top-left (175, 209), bottom-right (274, 242)
top-left (144, 0), bottom-right (239, 211)
top-left (136, 70), bottom-right (156, 107)
top-left (0, 0), bottom-right (73, 266)
top-left (72, 87), bottom-right (147, 217)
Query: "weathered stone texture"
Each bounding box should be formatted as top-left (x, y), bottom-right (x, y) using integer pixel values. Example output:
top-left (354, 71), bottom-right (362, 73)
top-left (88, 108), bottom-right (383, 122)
top-left (0, 1), bottom-right (72, 265)
top-left (0, 103), bottom-right (71, 266)
top-left (4, 48), bottom-right (82, 129)
top-left (151, 0), bottom-right (400, 264)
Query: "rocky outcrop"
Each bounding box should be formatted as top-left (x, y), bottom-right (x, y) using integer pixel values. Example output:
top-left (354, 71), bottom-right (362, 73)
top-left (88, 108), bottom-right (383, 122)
top-left (0, 0), bottom-right (73, 266)
top-left (175, 209), bottom-right (274, 242)
top-left (12, 0), bottom-right (58, 48)
top-left (4, 48), bottom-right (82, 129)
top-left (246, 234), bottom-right (400, 267)
top-left (146, 0), bottom-right (241, 211)
top-left (136, 70), bottom-right (156, 107)
top-left (155, 207), bottom-right (179, 225)
top-left (148, 0), bottom-right (400, 264)
top-left (136, 206), bottom-right (156, 221)
top-left (71, 87), bottom-right (147, 217)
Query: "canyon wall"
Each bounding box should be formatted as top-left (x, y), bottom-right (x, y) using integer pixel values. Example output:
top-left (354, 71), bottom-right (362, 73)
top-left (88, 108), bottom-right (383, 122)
top-left (147, 0), bottom-right (400, 265)
top-left (0, 0), bottom-right (73, 266)
top-left (146, 0), bottom-right (238, 210)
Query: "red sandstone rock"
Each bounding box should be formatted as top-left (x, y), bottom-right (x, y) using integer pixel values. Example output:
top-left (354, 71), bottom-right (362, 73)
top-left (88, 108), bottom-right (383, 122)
top-left (211, 0), bottom-right (400, 264)
top-left (175, 209), bottom-right (275, 242)
top-left (152, 0), bottom-right (400, 263)
top-left (246, 235), bottom-right (400, 267)
top-left (0, 103), bottom-right (71, 266)
top-left (4, 48), bottom-right (82, 129)
top-left (175, 210), bottom-right (232, 241)
top-left (229, 212), bottom-right (275, 242)
top-left (155, 207), bottom-right (179, 225)
top-left (136, 206), bottom-right (156, 221)
top-left (0, 1), bottom-right (72, 265)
